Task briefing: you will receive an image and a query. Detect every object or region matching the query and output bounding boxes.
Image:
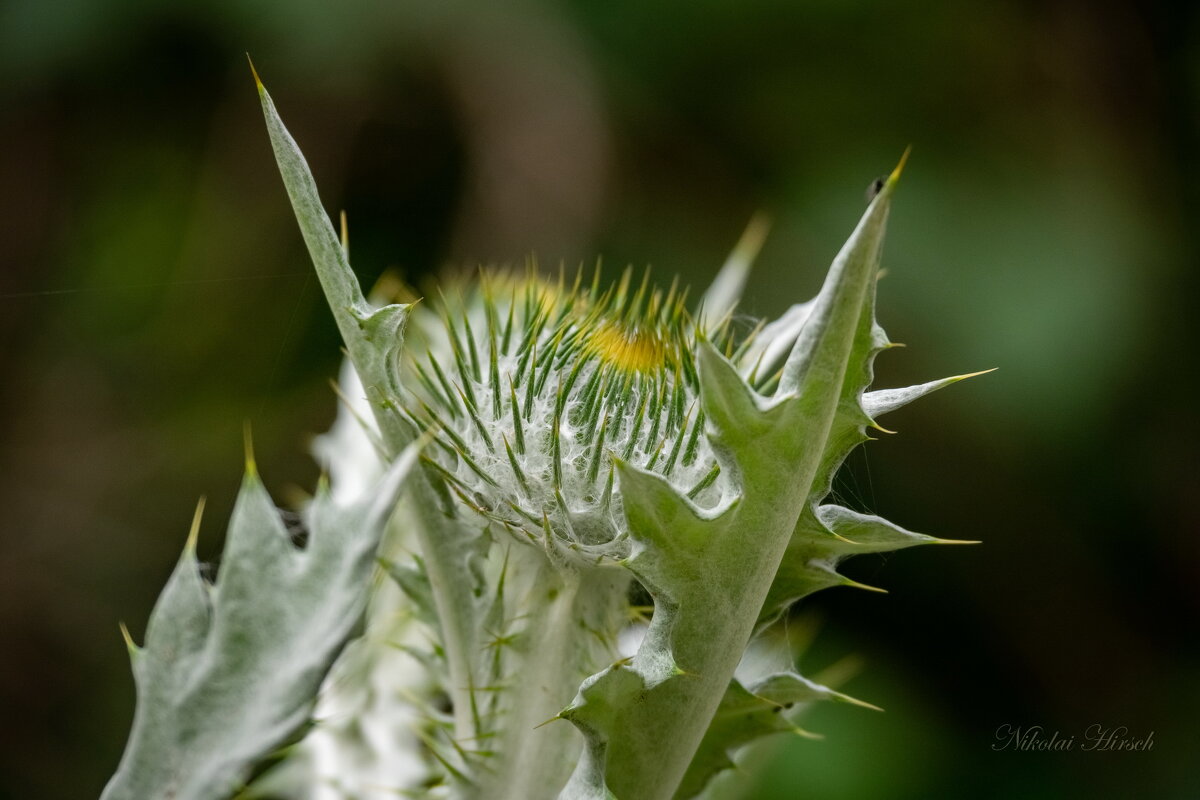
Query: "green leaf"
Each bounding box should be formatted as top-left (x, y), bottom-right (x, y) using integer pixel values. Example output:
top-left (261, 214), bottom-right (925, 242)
top-left (255, 65), bottom-right (489, 747)
top-left (101, 444), bottom-right (418, 800)
top-left (759, 364), bottom-right (991, 628)
top-left (560, 160), bottom-right (902, 800)
top-left (253, 62), bottom-right (411, 451)
top-left (750, 671), bottom-right (880, 711)
top-left (673, 680), bottom-right (804, 800)
top-left (863, 369), bottom-right (996, 420)
top-left (676, 671), bottom-right (879, 800)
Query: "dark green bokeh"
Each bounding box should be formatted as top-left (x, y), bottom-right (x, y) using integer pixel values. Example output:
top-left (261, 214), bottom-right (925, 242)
top-left (1, 1), bottom-right (1196, 798)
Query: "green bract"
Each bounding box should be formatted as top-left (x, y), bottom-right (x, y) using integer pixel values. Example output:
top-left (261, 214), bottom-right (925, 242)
top-left (103, 67), bottom-right (988, 800)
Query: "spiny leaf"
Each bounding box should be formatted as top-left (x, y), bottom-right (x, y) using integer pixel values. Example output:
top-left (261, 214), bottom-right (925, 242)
top-left (257, 71), bottom-right (499, 752)
top-left (677, 671), bottom-right (877, 799)
top-left (101, 443), bottom-right (419, 800)
top-left (254, 64), bottom-right (412, 450)
top-left (863, 369), bottom-right (996, 420)
top-left (560, 164), bottom-right (900, 800)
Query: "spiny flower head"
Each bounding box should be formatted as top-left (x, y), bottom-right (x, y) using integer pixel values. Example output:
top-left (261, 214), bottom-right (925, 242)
top-left (398, 266), bottom-right (747, 565)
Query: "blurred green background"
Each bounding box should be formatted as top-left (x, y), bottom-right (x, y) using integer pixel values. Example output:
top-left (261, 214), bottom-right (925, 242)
top-left (2, 1), bottom-right (1197, 797)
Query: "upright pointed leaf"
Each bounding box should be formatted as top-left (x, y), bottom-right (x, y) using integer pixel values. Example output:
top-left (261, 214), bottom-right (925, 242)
top-left (256, 68), bottom-right (489, 746)
top-left (254, 66), bottom-right (411, 448)
top-left (560, 163), bottom-right (901, 800)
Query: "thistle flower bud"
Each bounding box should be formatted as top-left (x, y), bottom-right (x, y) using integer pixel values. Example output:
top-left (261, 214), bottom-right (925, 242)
top-left (401, 269), bottom-right (728, 565)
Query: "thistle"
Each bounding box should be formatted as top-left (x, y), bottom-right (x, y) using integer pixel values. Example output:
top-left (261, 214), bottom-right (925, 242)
top-left (101, 66), bottom-right (989, 800)
top-left (405, 266), bottom-right (722, 556)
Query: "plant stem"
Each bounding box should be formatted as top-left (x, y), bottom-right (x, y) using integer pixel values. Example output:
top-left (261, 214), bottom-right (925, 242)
top-left (484, 551), bottom-right (628, 800)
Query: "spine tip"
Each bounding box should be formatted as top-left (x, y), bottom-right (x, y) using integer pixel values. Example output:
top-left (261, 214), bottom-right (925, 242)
top-left (887, 145), bottom-right (912, 186)
top-left (119, 621), bottom-right (138, 654)
top-left (246, 53), bottom-right (264, 93)
top-left (186, 496), bottom-right (206, 554)
top-left (242, 421), bottom-right (257, 476)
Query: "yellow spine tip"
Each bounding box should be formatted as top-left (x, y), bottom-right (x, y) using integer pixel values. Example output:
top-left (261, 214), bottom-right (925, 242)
top-left (954, 367), bottom-right (999, 381)
top-left (840, 694), bottom-right (885, 712)
top-left (119, 621), bottom-right (137, 652)
top-left (534, 713), bottom-right (566, 729)
top-left (243, 421), bottom-right (257, 476)
top-left (887, 144), bottom-right (912, 185)
top-left (339, 210), bottom-right (349, 251)
top-left (246, 53), bottom-right (264, 93)
top-left (185, 496), bottom-right (206, 553)
top-left (845, 577), bottom-right (889, 594)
